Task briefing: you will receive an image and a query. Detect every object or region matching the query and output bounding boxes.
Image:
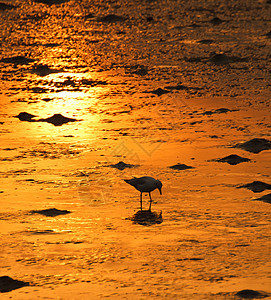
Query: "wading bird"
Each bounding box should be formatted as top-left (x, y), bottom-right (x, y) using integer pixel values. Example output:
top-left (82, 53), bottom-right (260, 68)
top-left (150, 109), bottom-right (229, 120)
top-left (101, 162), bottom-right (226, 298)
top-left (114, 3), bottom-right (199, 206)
top-left (124, 176), bottom-right (162, 211)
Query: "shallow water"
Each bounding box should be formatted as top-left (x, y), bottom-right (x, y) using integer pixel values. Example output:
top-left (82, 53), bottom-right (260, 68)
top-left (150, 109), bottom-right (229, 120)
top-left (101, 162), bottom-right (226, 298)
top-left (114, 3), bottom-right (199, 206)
top-left (0, 0), bottom-right (271, 299)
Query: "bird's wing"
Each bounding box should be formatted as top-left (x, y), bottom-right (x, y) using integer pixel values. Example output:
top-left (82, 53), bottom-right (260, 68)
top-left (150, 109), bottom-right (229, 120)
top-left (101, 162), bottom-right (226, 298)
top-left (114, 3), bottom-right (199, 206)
top-left (124, 176), bottom-right (156, 191)
top-left (134, 177), bottom-right (147, 185)
top-left (124, 177), bottom-right (141, 187)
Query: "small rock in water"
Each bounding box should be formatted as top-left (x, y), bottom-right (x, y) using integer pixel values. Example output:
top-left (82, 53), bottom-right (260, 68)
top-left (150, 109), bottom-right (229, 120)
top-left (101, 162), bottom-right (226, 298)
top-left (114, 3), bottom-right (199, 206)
top-left (215, 154), bottom-right (251, 165)
top-left (254, 193), bottom-right (271, 204)
top-left (109, 161), bottom-right (137, 170)
top-left (0, 276), bottom-right (29, 293)
top-left (15, 112), bottom-right (37, 122)
top-left (130, 210), bottom-right (163, 226)
top-left (169, 163), bottom-right (194, 170)
top-left (234, 138), bottom-right (271, 153)
top-left (39, 114), bottom-right (78, 126)
top-left (238, 181), bottom-right (271, 193)
top-left (30, 208), bottom-right (71, 217)
top-left (235, 289), bottom-right (269, 298)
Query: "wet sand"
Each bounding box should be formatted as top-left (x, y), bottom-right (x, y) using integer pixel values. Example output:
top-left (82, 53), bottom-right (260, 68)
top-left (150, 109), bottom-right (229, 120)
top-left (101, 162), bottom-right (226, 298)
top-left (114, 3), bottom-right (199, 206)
top-left (0, 0), bottom-right (271, 299)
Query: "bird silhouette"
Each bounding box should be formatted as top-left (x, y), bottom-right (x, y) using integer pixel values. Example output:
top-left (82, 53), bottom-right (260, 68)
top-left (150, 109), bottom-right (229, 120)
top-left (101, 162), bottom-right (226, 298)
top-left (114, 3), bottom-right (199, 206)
top-left (124, 176), bottom-right (162, 211)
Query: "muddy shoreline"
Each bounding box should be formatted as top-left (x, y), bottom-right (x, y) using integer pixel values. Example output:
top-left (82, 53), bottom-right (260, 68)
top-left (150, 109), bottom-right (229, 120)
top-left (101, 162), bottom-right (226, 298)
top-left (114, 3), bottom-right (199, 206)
top-left (1, 0), bottom-right (271, 299)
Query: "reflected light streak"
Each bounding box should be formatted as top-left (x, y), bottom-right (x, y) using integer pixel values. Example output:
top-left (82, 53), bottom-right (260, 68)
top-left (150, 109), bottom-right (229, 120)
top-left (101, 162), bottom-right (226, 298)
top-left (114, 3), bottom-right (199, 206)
top-left (19, 72), bottom-right (110, 142)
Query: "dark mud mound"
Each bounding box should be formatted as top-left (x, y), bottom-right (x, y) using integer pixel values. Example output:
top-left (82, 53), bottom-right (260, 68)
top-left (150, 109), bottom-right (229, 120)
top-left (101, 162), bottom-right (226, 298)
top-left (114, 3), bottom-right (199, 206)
top-left (15, 112), bottom-right (78, 126)
top-left (15, 112), bottom-right (36, 122)
top-left (164, 84), bottom-right (189, 91)
top-left (197, 39), bottom-right (214, 44)
top-left (31, 64), bottom-right (63, 76)
top-left (0, 55), bottom-right (35, 65)
top-left (202, 108), bottom-right (237, 115)
top-left (33, 0), bottom-right (71, 4)
top-left (169, 163), bottom-right (194, 170)
top-left (30, 208), bottom-right (71, 217)
top-left (130, 210), bottom-right (163, 226)
top-left (254, 193), bottom-right (271, 204)
top-left (40, 114), bottom-right (78, 126)
top-left (235, 289), bottom-right (269, 299)
top-left (209, 17), bottom-right (224, 25)
top-left (176, 257), bottom-right (203, 261)
top-left (0, 276), bottom-right (29, 293)
top-left (80, 78), bottom-right (107, 86)
top-left (0, 2), bottom-right (17, 10)
top-left (209, 53), bottom-right (248, 65)
top-left (234, 138), bottom-right (271, 153)
top-left (145, 88), bottom-right (170, 96)
top-left (125, 64), bottom-right (149, 76)
top-left (215, 154), bottom-right (251, 165)
top-left (109, 161), bottom-right (137, 171)
top-left (43, 42), bottom-right (60, 47)
top-left (26, 229), bottom-right (57, 235)
top-left (238, 181), bottom-right (271, 193)
top-left (84, 13), bottom-right (94, 19)
top-left (97, 14), bottom-right (126, 23)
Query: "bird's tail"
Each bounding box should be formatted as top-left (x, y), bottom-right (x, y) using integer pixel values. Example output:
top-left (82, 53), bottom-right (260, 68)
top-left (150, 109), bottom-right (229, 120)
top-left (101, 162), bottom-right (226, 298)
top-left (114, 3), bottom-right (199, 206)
top-left (124, 179), bottom-right (133, 185)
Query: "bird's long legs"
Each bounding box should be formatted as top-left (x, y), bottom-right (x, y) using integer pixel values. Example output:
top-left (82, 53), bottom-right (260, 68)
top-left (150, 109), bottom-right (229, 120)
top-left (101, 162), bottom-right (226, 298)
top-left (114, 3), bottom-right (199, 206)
top-left (148, 192), bottom-right (152, 211)
top-left (139, 192), bottom-right (153, 211)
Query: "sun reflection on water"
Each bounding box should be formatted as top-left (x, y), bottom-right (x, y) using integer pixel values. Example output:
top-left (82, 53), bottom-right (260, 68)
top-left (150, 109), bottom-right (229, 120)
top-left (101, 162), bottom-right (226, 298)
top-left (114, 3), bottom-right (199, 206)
top-left (8, 71), bottom-right (111, 143)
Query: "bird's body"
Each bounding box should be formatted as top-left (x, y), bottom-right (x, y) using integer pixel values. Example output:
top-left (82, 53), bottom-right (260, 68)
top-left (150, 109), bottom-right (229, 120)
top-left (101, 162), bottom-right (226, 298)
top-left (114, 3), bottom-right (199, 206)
top-left (124, 176), bottom-right (162, 211)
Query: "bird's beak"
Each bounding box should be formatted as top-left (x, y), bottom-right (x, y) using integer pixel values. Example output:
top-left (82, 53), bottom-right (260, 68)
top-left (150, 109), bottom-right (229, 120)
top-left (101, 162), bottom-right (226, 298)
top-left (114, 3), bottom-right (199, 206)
top-left (159, 188), bottom-right (162, 195)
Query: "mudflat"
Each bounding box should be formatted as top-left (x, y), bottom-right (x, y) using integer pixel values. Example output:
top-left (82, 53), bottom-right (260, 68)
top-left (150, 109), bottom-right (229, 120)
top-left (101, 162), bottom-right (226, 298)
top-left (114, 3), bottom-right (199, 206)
top-left (0, 0), bottom-right (270, 299)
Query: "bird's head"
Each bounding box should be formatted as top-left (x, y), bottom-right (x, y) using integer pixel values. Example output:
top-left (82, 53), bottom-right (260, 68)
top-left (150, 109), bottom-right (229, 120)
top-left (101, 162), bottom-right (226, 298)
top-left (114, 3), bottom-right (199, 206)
top-left (156, 180), bottom-right (162, 195)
